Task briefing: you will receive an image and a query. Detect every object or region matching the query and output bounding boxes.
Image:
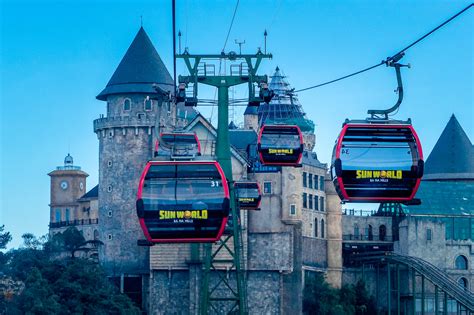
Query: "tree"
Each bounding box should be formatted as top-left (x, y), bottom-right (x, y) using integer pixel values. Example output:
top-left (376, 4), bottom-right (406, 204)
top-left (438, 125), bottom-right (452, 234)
top-left (3, 232), bottom-right (139, 314)
top-left (354, 280), bottom-right (377, 315)
top-left (10, 267), bottom-right (60, 314)
top-left (303, 272), bottom-right (341, 315)
top-left (0, 225), bottom-right (11, 251)
top-left (47, 227), bottom-right (103, 258)
top-left (303, 273), bottom-right (376, 315)
top-left (0, 225), bottom-right (12, 269)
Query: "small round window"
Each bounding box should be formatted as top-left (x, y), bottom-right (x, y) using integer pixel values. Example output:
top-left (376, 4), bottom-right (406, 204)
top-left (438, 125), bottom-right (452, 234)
top-left (123, 99), bottom-right (131, 111)
top-left (107, 160), bottom-right (113, 167)
top-left (107, 185), bottom-right (113, 193)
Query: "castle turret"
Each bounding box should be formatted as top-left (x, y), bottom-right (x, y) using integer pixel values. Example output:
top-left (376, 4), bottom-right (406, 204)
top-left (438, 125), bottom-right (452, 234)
top-left (94, 27), bottom-right (174, 275)
top-left (243, 105), bottom-right (258, 131)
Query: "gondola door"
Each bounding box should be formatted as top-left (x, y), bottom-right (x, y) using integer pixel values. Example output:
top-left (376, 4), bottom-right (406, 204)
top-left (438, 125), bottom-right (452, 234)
top-left (136, 161), bottom-right (229, 243)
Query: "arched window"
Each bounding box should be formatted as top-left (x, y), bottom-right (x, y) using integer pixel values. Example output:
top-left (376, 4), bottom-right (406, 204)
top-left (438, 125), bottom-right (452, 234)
top-left (144, 99), bottom-right (152, 111)
top-left (368, 224), bottom-right (373, 241)
top-left (314, 219), bottom-right (318, 238)
top-left (65, 208), bottom-right (70, 222)
top-left (55, 209), bottom-right (61, 222)
top-left (455, 255), bottom-right (468, 270)
top-left (379, 225), bottom-right (386, 241)
top-left (457, 277), bottom-right (468, 289)
top-left (123, 99), bottom-right (131, 111)
top-left (354, 224), bottom-right (359, 240)
top-left (321, 219), bottom-right (325, 238)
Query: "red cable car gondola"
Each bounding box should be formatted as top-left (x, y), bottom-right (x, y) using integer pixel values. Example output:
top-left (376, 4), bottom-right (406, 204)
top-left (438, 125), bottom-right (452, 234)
top-left (235, 181), bottom-right (261, 210)
top-left (257, 125), bottom-right (303, 166)
top-left (154, 132), bottom-right (201, 158)
top-left (331, 123), bottom-right (424, 202)
top-left (136, 161), bottom-right (229, 243)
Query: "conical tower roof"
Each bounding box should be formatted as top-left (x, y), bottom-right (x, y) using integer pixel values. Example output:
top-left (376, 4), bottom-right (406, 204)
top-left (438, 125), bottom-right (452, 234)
top-left (257, 67), bottom-right (314, 132)
top-left (424, 114), bottom-right (474, 180)
top-left (97, 27), bottom-right (174, 101)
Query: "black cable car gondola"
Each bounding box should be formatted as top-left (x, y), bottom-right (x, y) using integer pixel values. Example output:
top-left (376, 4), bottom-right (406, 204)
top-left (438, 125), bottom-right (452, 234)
top-left (257, 125), bottom-right (303, 166)
top-left (331, 123), bottom-right (424, 202)
top-left (235, 181), bottom-right (261, 210)
top-left (136, 161), bottom-right (229, 243)
top-left (154, 132), bottom-right (201, 158)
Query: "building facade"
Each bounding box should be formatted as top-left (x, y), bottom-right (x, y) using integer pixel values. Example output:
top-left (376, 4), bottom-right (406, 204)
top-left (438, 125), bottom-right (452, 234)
top-left (48, 26), bottom-right (472, 314)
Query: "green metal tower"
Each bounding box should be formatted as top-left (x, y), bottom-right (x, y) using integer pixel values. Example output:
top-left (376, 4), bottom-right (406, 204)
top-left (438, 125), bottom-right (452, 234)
top-left (176, 50), bottom-right (272, 314)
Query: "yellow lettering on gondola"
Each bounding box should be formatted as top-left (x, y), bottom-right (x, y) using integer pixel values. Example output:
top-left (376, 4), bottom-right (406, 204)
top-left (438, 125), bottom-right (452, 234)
top-left (268, 148), bottom-right (294, 154)
top-left (239, 198), bottom-right (255, 202)
top-left (356, 170), bottom-right (403, 179)
top-left (159, 210), bottom-right (208, 220)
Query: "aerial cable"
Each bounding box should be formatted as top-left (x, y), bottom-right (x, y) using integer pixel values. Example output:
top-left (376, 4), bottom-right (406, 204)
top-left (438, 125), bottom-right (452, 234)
top-left (294, 3), bottom-right (473, 93)
top-left (222, 0), bottom-right (240, 51)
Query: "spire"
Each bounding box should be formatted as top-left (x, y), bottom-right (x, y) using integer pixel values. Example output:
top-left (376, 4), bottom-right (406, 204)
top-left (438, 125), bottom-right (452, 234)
top-left (257, 67), bottom-right (315, 132)
top-left (97, 27), bottom-right (174, 101)
top-left (424, 114), bottom-right (474, 180)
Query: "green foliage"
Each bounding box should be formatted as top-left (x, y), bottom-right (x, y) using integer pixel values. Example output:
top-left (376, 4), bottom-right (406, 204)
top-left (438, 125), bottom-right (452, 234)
top-left (46, 227), bottom-right (103, 258)
top-left (1, 229), bottom-right (140, 314)
top-left (0, 225), bottom-right (12, 250)
top-left (354, 279), bottom-right (377, 315)
top-left (303, 272), bottom-right (377, 315)
top-left (0, 225), bottom-right (12, 268)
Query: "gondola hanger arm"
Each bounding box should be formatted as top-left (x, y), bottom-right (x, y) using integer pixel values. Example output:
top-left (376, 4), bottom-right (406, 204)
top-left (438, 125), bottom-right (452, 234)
top-left (367, 52), bottom-right (411, 120)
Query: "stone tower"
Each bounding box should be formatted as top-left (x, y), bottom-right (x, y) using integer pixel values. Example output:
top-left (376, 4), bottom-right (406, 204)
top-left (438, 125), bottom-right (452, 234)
top-left (48, 154), bottom-right (88, 228)
top-left (94, 27), bottom-right (174, 275)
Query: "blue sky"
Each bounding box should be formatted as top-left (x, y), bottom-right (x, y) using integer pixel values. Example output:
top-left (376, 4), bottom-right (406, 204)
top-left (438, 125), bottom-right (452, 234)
top-left (1, 0), bottom-right (472, 248)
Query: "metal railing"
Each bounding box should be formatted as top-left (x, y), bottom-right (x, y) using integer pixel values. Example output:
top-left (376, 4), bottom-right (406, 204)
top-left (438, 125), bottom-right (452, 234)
top-left (343, 209), bottom-right (378, 216)
top-left (354, 252), bottom-right (474, 311)
top-left (50, 218), bottom-right (98, 228)
top-left (343, 234), bottom-right (394, 242)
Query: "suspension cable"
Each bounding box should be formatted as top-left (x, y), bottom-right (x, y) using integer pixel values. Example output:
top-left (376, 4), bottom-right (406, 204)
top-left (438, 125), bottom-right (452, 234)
top-left (294, 3), bottom-right (473, 93)
top-left (222, 0), bottom-right (240, 51)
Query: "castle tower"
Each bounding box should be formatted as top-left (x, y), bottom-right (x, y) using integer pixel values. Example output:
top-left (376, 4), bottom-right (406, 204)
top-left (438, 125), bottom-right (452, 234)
top-left (243, 105), bottom-right (259, 131)
top-left (48, 154), bottom-right (89, 230)
top-left (258, 66), bottom-right (316, 150)
top-left (94, 27), bottom-right (174, 275)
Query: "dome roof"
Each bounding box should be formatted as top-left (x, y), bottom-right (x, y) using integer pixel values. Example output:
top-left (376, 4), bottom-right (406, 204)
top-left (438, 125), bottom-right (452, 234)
top-left (64, 153), bottom-right (74, 166)
top-left (257, 67), bottom-right (314, 132)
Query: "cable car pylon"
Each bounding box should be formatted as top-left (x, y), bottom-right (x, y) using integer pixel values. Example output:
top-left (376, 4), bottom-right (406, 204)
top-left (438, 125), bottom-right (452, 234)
top-left (176, 50), bottom-right (272, 314)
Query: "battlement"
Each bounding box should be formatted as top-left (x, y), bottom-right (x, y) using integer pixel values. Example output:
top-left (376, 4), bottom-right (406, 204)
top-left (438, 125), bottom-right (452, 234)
top-left (93, 115), bottom-right (156, 132)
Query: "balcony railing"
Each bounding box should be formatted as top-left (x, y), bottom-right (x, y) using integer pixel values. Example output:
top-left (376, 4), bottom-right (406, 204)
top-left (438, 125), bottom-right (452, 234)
top-left (343, 234), bottom-right (394, 242)
top-left (343, 209), bottom-right (377, 216)
top-left (93, 115), bottom-right (155, 132)
top-left (50, 218), bottom-right (98, 228)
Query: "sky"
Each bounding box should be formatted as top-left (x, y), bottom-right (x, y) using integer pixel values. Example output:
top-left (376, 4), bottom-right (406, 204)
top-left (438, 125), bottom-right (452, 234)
top-left (1, 0), bottom-right (472, 248)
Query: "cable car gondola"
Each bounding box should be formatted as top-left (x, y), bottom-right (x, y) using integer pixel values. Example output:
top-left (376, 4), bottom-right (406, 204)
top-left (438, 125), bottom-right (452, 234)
top-left (154, 132), bottom-right (201, 158)
top-left (136, 161), bottom-right (229, 243)
top-left (257, 125), bottom-right (303, 166)
top-left (235, 181), bottom-right (261, 210)
top-left (331, 123), bottom-right (423, 202)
